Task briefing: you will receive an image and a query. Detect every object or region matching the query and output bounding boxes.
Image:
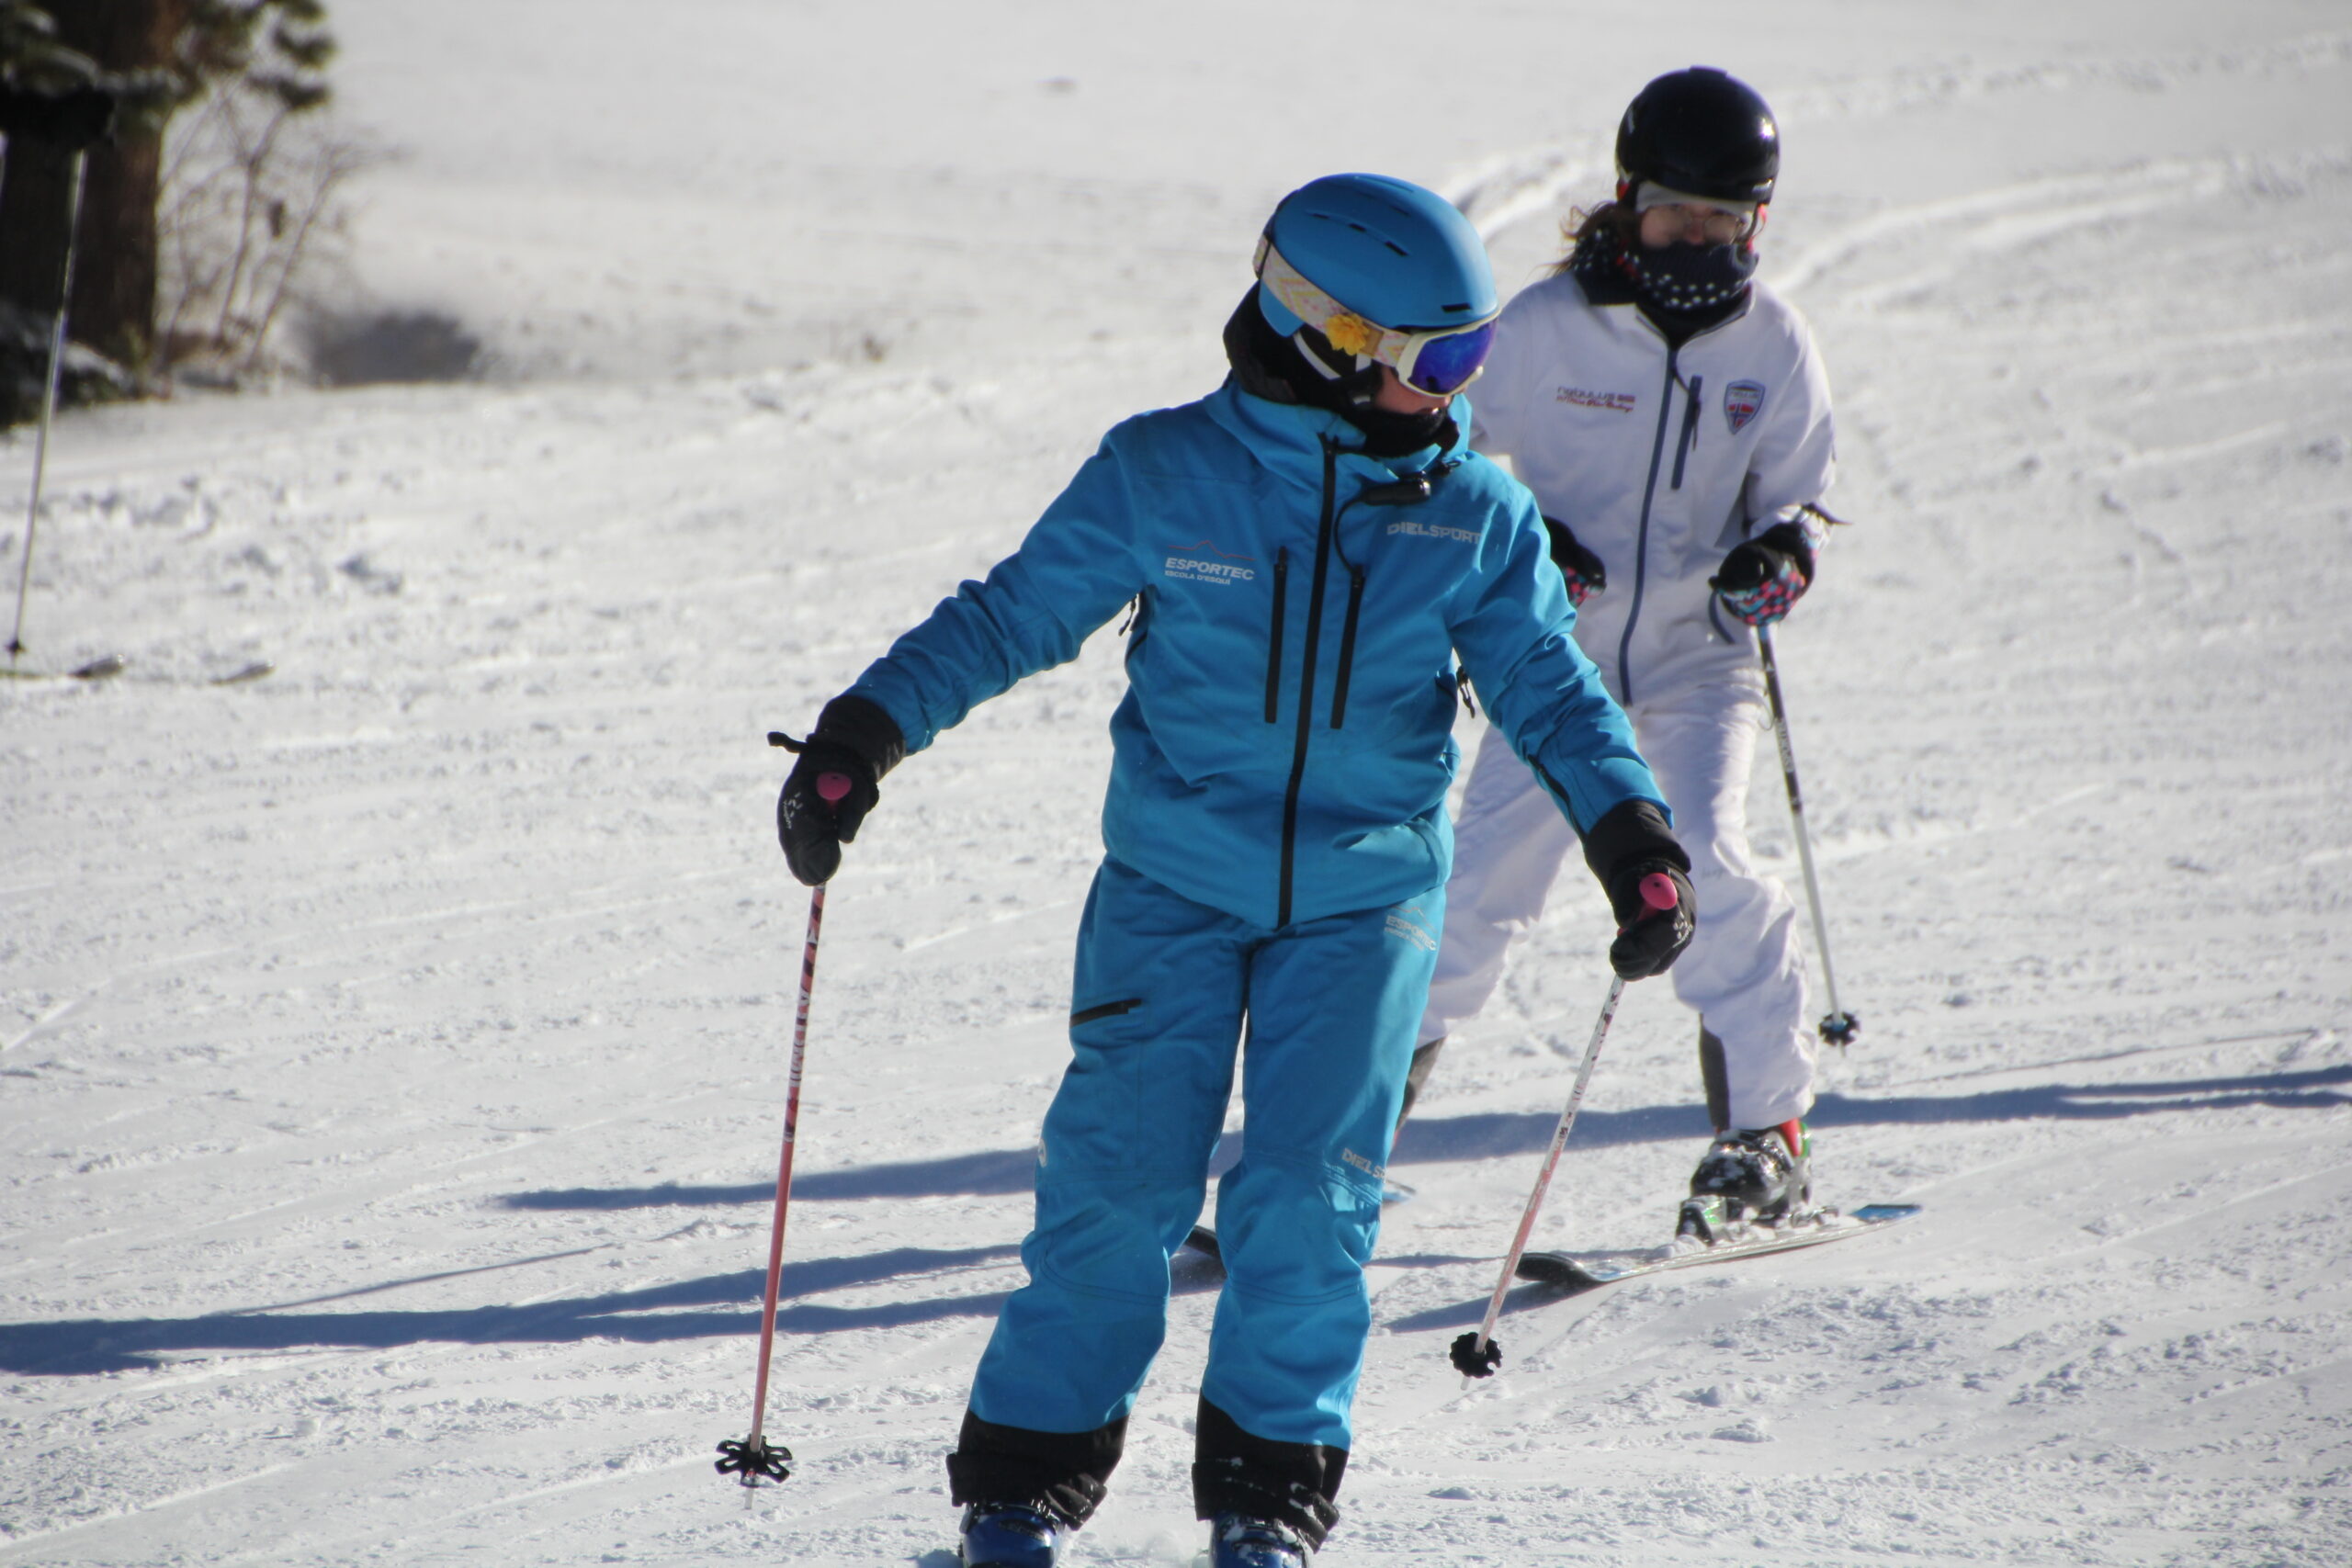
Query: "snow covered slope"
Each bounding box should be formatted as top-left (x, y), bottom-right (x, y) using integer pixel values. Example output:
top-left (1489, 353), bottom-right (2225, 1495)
top-left (3, 4), bottom-right (2347, 1563)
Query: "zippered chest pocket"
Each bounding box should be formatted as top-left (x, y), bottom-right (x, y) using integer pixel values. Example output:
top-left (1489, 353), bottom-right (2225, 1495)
top-left (1263, 548), bottom-right (1288, 723)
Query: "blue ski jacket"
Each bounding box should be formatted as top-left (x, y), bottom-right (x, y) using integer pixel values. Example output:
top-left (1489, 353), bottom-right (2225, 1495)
top-left (846, 380), bottom-right (1666, 930)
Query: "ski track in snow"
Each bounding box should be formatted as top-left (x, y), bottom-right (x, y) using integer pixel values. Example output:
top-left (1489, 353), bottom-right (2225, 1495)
top-left (5, 6), bottom-right (2351, 1564)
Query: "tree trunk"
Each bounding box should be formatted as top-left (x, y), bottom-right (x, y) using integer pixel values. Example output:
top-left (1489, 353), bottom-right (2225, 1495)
top-left (0, 0), bottom-right (188, 373)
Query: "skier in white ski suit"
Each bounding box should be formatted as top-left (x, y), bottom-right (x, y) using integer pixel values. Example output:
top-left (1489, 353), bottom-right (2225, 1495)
top-left (1416, 67), bottom-right (1839, 1217)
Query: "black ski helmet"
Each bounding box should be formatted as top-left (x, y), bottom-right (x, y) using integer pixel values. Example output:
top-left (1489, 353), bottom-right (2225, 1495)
top-left (1614, 67), bottom-right (1779, 207)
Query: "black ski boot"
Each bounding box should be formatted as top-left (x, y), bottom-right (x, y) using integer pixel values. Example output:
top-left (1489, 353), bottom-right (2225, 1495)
top-left (1679, 1121), bottom-right (1810, 1244)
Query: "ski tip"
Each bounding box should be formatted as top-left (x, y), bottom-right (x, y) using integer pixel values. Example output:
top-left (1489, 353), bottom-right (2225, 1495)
top-left (210, 660), bottom-right (273, 685)
top-left (1182, 1224), bottom-right (1221, 1262)
top-left (2, 655), bottom-right (127, 682)
top-left (1512, 1250), bottom-right (1598, 1288)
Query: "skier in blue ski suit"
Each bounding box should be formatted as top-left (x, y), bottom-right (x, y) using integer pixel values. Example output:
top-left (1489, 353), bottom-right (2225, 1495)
top-left (775, 175), bottom-right (1696, 1568)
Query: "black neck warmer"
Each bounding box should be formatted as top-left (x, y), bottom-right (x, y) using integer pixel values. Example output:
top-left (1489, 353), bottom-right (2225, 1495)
top-left (1568, 228), bottom-right (1751, 345)
top-left (1221, 292), bottom-right (1458, 459)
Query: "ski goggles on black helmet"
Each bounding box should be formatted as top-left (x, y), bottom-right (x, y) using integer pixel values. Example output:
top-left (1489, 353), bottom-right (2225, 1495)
top-left (1254, 236), bottom-right (1499, 397)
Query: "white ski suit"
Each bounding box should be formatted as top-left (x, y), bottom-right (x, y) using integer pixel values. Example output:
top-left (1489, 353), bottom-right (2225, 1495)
top-left (1419, 268), bottom-right (1837, 1130)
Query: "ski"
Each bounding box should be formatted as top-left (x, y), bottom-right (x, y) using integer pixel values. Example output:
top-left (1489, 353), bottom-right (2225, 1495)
top-left (0, 656), bottom-right (272, 686)
top-left (1514, 1202), bottom-right (1920, 1291)
top-left (1, 653), bottom-right (125, 682)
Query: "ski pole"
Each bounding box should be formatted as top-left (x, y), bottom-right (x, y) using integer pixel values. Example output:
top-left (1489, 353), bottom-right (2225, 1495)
top-left (7, 147), bottom-right (90, 669)
top-left (1448, 874), bottom-right (1675, 1380)
top-left (1757, 623), bottom-right (1859, 1049)
top-left (716, 766), bottom-right (852, 1486)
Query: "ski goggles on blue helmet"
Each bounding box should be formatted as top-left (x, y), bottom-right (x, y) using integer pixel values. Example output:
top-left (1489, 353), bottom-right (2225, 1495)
top-left (1254, 235), bottom-right (1499, 397)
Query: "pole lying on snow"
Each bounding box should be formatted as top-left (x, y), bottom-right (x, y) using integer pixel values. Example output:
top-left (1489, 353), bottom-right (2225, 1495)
top-left (1756, 623), bottom-right (1860, 1048)
top-left (6, 148), bottom-right (90, 670)
top-left (717, 760), bottom-right (854, 1486)
top-left (1447, 874), bottom-right (1677, 1380)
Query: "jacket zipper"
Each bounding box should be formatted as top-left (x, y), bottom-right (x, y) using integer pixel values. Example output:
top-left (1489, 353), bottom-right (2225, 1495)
top-left (1263, 549), bottom-right (1289, 723)
top-left (1670, 374), bottom-right (1702, 491)
top-left (1614, 346), bottom-right (1682, 706)
top-left (1329, 566), bottom-right (1365, 728)
top-left (1278, 440), bottom-right (1340, 927)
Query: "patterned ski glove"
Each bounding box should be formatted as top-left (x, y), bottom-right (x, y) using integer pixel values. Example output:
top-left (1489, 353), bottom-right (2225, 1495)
top-left (1711, 511), bottom-right (1827, 627)
top-left (1580, 800), bottom-right (1696, 980)
top-left (774, 695), bottom-right (905, 886)
top-left (1542, 515), bottom-right (1608, 607)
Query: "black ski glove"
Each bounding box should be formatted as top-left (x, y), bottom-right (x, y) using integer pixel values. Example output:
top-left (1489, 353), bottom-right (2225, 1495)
top-left (1580, 799), bottom-right (1696, 979)
top-left (1711, 516), bottom-right (1821, 627)
top-left (1542, 515), bottom-right (1608, 607)
top-left (774, 694), bottom-right (905, 886)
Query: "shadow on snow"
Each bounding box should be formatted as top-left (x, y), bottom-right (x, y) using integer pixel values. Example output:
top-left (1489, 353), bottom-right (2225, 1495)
top-left (495, 1061), bottom-right (2352, 1212)
top-left (0, 1244), bottom-right (1023, 1377)
top-left (14, 1064), bottom-right (2341, 1377)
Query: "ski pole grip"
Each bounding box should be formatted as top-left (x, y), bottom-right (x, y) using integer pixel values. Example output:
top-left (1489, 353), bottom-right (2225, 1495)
top-left (1639, 872), bottom-right (1679, 912)
top-left (815, 773), bottom-right (853, 805)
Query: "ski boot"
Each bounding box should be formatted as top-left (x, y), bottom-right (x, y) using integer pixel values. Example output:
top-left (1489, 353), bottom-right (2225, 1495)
top-left (1678, 1121), bottom-right (1810, 1245)
top-left (958, 1501), bottom-right (1062, 1568)
top-left (1210, 1513), bottom-right (1312, 1567)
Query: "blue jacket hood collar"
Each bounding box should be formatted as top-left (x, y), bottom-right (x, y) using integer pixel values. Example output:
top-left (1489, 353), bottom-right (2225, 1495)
top-left (1204, 379), bottom-right (1470, 492)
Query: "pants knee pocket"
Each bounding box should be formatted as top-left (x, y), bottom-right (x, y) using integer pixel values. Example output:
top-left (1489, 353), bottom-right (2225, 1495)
top-left (1216, 1157), bottom-right (1382, 1303)
top-left (1030, 1174), bottom-right (1202, 1304)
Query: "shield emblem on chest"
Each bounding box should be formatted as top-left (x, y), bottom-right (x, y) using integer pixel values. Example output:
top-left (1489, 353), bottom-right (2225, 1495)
top-left (1724, 379), bottom-right (1766, 434)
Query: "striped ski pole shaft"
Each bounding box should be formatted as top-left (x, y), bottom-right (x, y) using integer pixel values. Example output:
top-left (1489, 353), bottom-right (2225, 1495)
top-left (717, 769), bottom-right (851, 1485)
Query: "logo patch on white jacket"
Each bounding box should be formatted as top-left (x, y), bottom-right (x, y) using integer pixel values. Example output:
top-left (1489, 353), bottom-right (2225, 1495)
top-left (1556, 385), bottom-right (1637, 414)
top-left (1724, 379), bottom-right (1767, 434)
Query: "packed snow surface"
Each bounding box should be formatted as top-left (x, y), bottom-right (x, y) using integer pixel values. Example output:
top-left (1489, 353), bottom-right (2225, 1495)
top-left (4, 3), bottom-right (2349, 1563)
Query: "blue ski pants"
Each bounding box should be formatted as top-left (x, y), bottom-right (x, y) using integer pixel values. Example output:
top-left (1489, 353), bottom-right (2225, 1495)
top-left (967, 856), bottom-right (1443, 1452)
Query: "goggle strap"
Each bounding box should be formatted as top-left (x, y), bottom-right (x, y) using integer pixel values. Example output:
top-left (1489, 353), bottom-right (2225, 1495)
top-left (1257, 240), bottom-right (1408, 367)
top-left (1254, 237), bottom-right (1498, 393)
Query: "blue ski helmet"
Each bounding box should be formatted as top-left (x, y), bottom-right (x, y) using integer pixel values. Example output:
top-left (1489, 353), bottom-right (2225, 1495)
top-left (1255, 174), bottom-right (1498, 340)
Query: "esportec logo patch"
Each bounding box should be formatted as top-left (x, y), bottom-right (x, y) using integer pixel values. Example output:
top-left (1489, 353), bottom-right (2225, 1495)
top-left (1384, 902), bottom-right (1439, 952)
top-left (1163, 538), bottom-right (1256, 585)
